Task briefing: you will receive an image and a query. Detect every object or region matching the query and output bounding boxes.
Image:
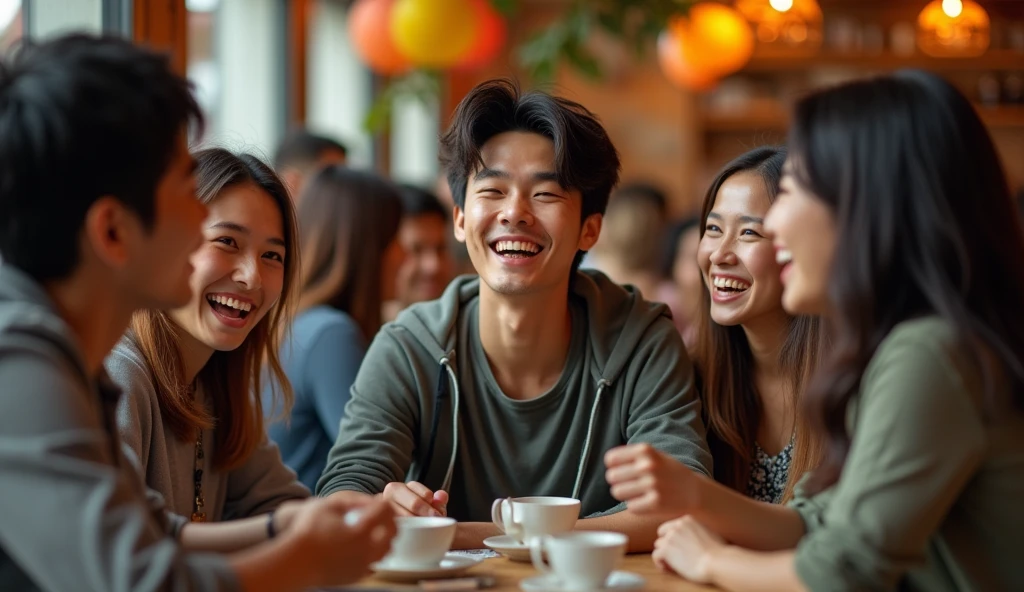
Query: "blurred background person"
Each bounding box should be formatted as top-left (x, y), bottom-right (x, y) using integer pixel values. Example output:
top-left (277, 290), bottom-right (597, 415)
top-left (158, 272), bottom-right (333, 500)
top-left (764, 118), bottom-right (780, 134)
top-left (264, 166), bottom-right (405, 491)
top-left (658, 216), bottom-right (703, 353)
top-left (273, 128), bottom-right (348, 201)
top-left (586, 182), bottom-right (669, 299)
top-left (383, 184), bottom-right (455, 322)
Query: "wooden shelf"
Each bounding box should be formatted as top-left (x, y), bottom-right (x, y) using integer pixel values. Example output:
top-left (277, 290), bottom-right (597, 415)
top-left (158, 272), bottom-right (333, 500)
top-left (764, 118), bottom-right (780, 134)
top-left (699, 104), bottom-right (1024, 132)
top-left (742, 49), bottom-right (1024, 73)
top-left (976, 105), bottom-right (1024, 128)
top-left (699, 106), bottom-right (788, 132)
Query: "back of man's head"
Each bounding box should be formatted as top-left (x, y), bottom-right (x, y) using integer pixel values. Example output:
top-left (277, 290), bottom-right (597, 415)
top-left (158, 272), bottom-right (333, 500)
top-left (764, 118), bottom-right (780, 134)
top-left (592, 188), bottom-right (666, 273)
top-left (398, 184), bottom-right (448, 222)
top-left (439, 79), bottom-right (621, 223)
top-left (0, 33), bottom-right (203, 281)
top-left (274, 129), bottom-right (348, 173)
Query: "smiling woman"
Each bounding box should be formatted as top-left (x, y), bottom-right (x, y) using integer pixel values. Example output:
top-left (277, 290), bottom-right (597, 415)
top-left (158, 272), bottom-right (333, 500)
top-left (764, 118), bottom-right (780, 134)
top-left (694, 146), bottom-right (823, 504)
top-left (105, 147), bottom-right (310, 531)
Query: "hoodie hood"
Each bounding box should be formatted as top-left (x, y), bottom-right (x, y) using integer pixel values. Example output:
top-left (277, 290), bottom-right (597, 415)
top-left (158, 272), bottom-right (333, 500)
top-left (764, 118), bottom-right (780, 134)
top-left (395, 268), bottom-right (673, 386)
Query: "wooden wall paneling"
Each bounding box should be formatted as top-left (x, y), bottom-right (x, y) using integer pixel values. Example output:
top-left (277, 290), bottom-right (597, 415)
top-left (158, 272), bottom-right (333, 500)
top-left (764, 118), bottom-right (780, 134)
top-left (133, 0), bottom-right (187, 75)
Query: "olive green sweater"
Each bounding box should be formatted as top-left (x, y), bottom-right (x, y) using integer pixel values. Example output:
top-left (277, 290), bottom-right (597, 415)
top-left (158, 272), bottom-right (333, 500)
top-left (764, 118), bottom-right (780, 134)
top-left (791, 317), bottom-right (1024, 591)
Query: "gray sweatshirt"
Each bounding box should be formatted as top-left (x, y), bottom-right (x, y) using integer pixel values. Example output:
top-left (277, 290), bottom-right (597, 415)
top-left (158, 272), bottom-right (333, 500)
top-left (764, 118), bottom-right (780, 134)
top-left (107, 335), bottom-right (310, 527)
top-left (0, 264), bottom-right (238, 591)
top-left (317, 271), bottom-right (712, 520)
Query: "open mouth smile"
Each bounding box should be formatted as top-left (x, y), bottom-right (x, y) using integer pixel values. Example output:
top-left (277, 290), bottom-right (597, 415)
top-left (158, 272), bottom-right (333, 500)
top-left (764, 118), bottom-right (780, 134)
top-left (490, 239), bottom-right (544, 260)
top-left (711, 275), bottom-right (751, 303)
top-left (205, 293), bottom-right (255, 327)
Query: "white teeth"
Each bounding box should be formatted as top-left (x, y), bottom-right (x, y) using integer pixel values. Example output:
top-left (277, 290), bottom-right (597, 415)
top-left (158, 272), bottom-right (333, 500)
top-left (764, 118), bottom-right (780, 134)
top-left (712, 276), bottom-right (751, 290)
top-left (208, 295), bottom-right (252, 312)
top-left (776, 249), bottom-right (793, 265)
top-left (495, 240), bottom-right (539, 254)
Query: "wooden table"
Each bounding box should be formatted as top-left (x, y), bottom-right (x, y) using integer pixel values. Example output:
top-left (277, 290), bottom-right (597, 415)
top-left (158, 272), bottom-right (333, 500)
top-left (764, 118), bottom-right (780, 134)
top-left (347, 554), bottom-right (717, 591)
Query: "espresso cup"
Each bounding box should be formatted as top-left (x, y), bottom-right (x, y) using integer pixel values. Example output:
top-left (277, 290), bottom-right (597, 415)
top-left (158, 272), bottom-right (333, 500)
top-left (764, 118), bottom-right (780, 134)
top-left (490, 496), bottom-right (580, 544)
top-left (380, 516), bottom-right (456, 569)
top-left (530, 531), bottom-right (628, 591)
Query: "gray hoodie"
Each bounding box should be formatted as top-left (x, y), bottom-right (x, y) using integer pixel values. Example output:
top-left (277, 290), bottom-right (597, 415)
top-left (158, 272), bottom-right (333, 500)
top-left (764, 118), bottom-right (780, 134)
top-left (0, 265), bottom-right (238, 591)
top-left (317, 271), bottom-right (712, 520)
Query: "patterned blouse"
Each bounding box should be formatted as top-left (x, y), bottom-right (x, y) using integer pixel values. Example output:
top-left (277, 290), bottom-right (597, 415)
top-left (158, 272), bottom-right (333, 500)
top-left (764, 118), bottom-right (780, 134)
top-left (746, 437), bottom-right (794, 504)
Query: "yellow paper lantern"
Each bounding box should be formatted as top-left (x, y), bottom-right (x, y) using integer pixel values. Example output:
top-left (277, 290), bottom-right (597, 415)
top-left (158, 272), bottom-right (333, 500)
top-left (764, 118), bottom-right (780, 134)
top-left (735, 0), bottom-right (822, 48)
top-left (917, 0), bottom-right (989, 57)
top-left (664, 2), bottom-right (755, 82)
top-left (391, 0), bottom-right (478, 69)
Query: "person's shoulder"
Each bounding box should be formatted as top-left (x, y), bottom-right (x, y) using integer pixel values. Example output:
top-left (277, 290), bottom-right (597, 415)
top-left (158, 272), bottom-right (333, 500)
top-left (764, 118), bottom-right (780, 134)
top-left (864, 316), bottom-right (985, 407)
top-left (879, 316), bottom-right (957, 351)
top-left (295, 306), bottom-right (363, 341)
top-left (103, 334), bottom-right (157, 398)
top-left (869, 316), bottom-right (965, 376)
top-left (0, 345), bottom-right (98, 435)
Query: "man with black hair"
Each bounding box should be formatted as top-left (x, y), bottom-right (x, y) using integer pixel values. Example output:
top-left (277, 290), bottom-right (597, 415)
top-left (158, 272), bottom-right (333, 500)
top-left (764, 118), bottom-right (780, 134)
top-left (318, 80), bottom-right (711, 551)
top-left (0, 34), bottom-right (394, 591)
top-left (382, 184), bottom-right (455, 321)
top-left (273, 128), bottom-right (348, 200)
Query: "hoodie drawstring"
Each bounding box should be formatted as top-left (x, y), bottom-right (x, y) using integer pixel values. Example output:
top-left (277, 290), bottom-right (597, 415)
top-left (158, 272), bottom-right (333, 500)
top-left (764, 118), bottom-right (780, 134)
top-left (571, 378), bottom-right (611, 500)
top-left (419, 358), bottom-right (451, 483)
top-left (440, 358), bottom-right (460, 492)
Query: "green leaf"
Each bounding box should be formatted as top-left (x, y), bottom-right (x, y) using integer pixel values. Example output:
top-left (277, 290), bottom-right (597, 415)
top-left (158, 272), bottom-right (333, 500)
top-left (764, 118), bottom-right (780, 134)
top-left (563, 42), bottom-right (602, 80)
top-left (363, 94), bottom-right (393, 133)
top-left (596, 10), bottom-right (624, 36)
top-left (489, 0), bottom-right (516, 16)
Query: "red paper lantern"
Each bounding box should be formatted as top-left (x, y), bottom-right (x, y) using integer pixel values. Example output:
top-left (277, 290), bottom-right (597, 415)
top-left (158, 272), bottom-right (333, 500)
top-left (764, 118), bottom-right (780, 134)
top-left (348, 0), bottom-right (411, 76)
top-left (455, 0), bottom-right (507, 71)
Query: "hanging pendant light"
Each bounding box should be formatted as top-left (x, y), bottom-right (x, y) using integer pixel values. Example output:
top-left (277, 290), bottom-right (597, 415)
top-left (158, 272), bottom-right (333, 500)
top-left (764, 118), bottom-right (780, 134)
top-left (917, 0), bottom-right (990, 57)
top-left (735, 0), bottom-right (823, 50)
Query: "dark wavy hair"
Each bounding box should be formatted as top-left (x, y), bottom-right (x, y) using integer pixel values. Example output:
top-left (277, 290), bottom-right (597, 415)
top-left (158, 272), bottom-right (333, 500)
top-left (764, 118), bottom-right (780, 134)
top-left (695, 146), bottom-right (823, 501)
top-left (792, 70), bottom-right (1024, 493)
top-left (439, 79), bottom-right (621, 274)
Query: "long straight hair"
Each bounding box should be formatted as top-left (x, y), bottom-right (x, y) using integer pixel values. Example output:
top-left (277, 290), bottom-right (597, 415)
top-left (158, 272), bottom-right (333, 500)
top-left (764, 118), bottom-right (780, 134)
top-left (297, 166), bottom-right (403, 341)
top-left (130, 148), bottom-right (299, 470)
top-left (792, 70), bottom-right (1024, 493)
top-left (695, 146), bottom-right (823, 502)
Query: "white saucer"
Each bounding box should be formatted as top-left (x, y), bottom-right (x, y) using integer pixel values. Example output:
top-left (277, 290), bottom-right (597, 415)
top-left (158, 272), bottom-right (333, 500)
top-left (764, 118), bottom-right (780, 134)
top-left (483, 534), bottom-right (532, 562)
top-left (520, 571), bottom-right (646, 591)
top-left (370, 553), bottom-right (482, 582)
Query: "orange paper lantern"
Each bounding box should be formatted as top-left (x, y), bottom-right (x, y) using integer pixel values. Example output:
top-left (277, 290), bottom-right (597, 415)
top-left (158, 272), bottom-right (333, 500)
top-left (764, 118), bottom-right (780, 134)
top-left (391, 0), bottom-right (478, 69)
top-left (664, 2), bottom-right (755, 83)
top-left (455, 0), bottom-right (507, 71)
top-left (657, 31), bottom-right (717, 91)
top-left (348, 0), bottom-right (412, 75)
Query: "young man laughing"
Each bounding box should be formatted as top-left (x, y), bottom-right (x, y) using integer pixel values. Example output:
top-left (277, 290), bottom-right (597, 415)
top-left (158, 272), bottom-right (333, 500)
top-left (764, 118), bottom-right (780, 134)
top-left (318, 80), bottom-right (711, 551)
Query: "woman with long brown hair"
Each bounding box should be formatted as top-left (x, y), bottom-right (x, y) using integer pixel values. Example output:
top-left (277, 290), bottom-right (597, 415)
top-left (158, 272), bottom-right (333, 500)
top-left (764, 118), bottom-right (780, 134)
top-left (607, 71), bottom-right (1024, 590)
top-left (695, 146), bottom-right (822, 504)
top-left (108, 148), bottom-right (311, 542)
top-left (603, 146), bottom-right (822, 506)
top-left (264, 165), bottom-right (405, 491)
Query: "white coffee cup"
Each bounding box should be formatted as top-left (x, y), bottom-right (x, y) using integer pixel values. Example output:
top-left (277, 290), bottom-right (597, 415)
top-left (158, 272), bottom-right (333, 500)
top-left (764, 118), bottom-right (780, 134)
top-left (530, 531), bottom-right (628, 591)
top-left (380, 516), bottom-right (456, 568)
top-left (490, 496), bottom-right (580, 544)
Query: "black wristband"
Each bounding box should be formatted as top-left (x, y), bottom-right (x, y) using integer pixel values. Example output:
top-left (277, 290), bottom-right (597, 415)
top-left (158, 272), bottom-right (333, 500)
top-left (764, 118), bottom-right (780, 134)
top-left (266, 510), bottom-right (276, 539)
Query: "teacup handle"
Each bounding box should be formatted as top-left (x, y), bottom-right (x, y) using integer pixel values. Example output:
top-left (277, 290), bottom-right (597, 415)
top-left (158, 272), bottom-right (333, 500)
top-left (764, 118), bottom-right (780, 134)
top-left (529, 535), bottom-right (553, 575)
top-left (491, 497), bottom-right (510, 534)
